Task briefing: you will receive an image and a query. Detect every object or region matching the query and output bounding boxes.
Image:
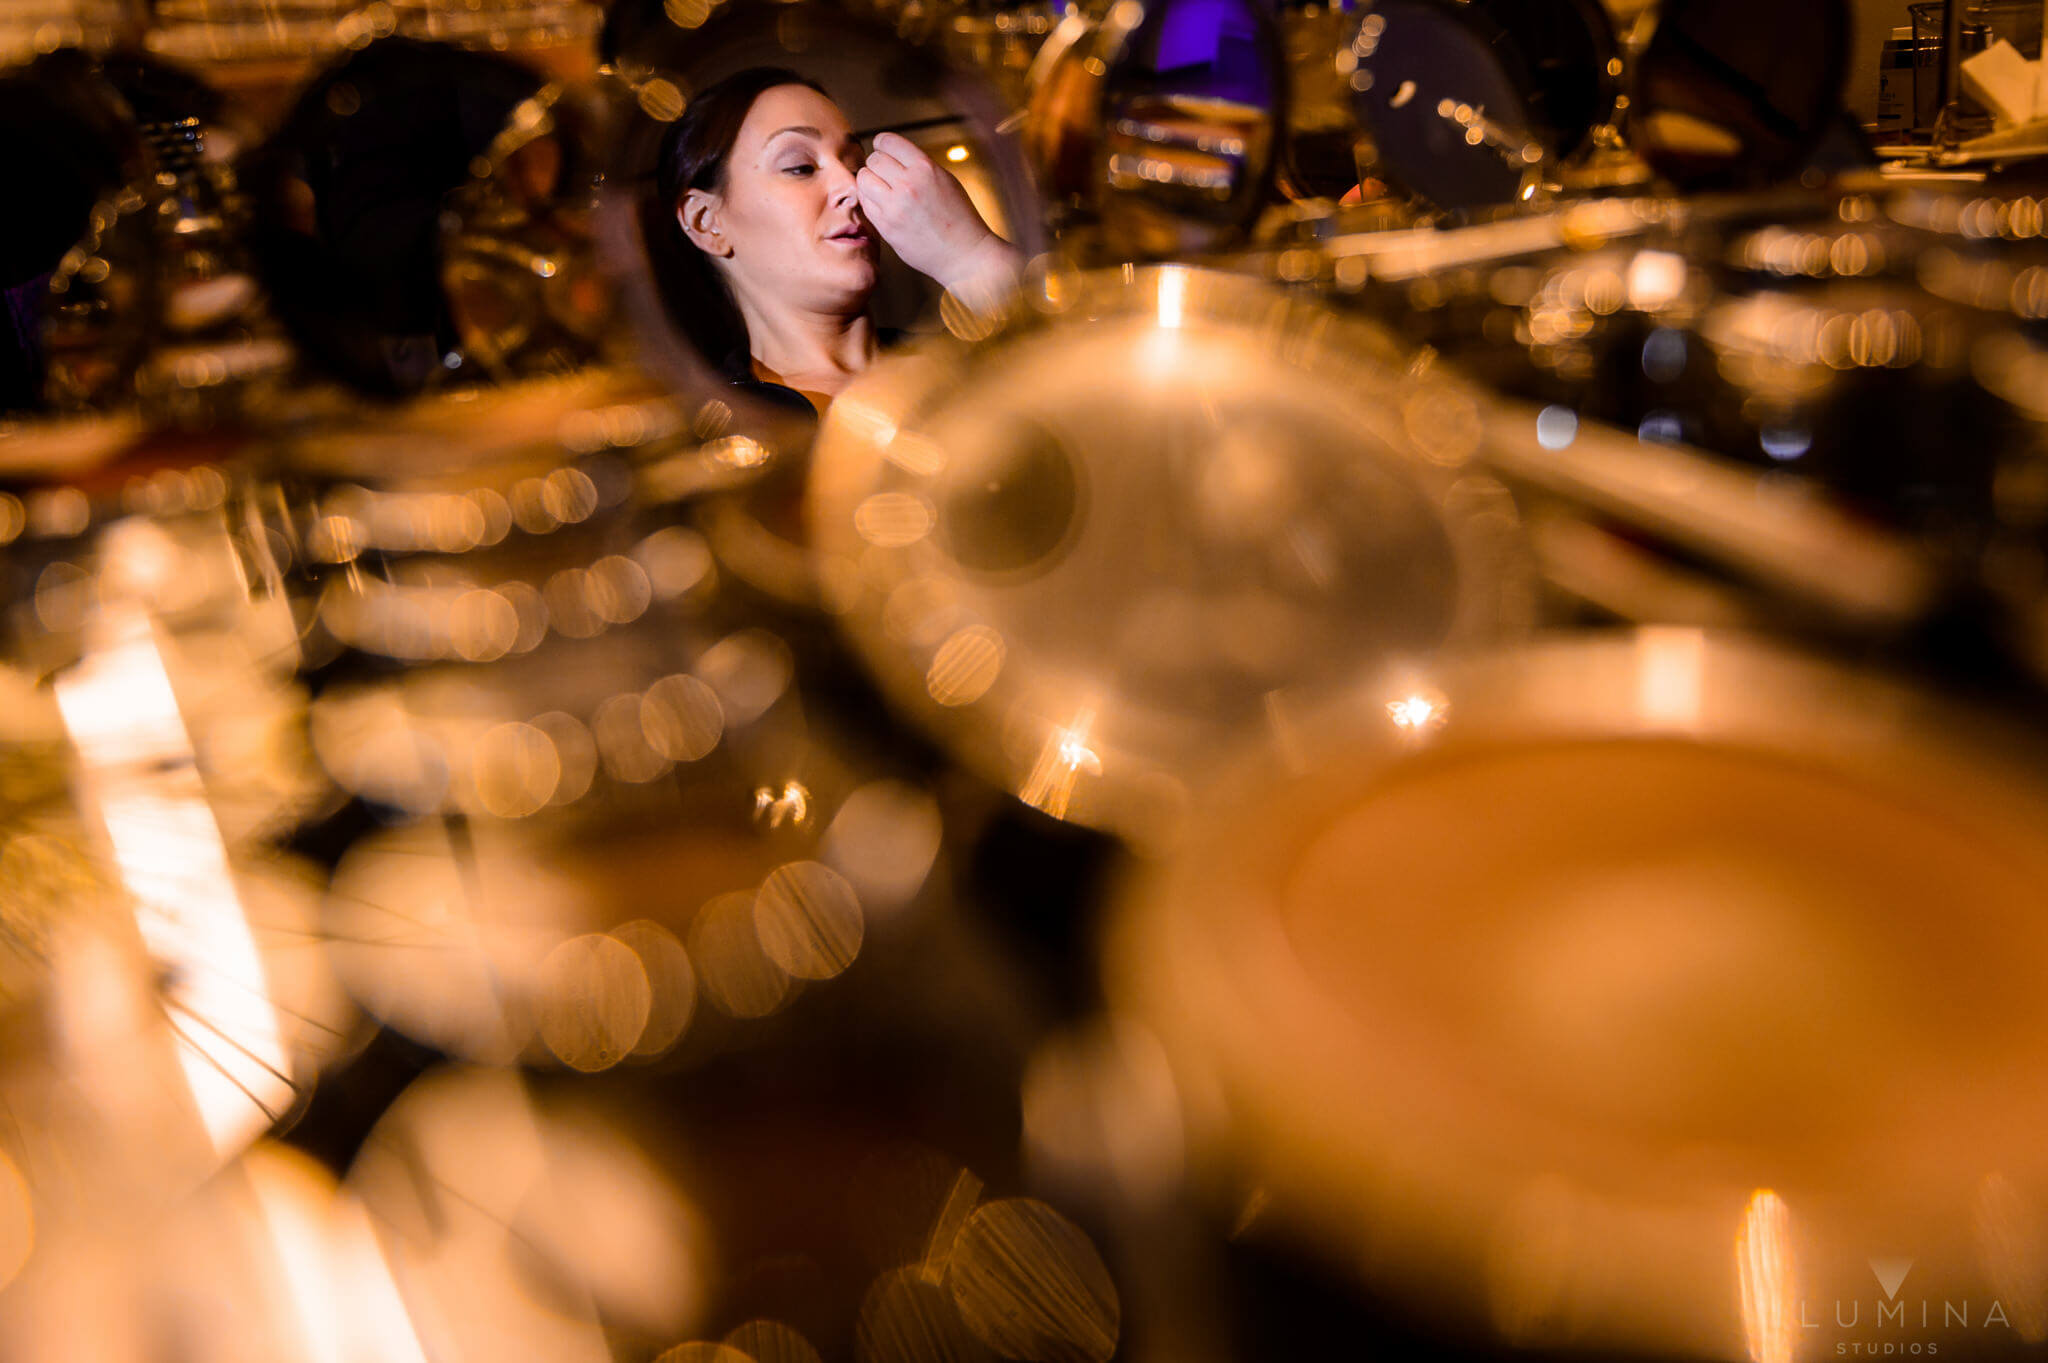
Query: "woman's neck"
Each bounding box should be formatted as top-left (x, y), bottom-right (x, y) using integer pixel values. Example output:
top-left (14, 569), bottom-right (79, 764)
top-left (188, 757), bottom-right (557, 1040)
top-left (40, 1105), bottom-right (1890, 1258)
top-left (735, 297), bottom-right (875, 397)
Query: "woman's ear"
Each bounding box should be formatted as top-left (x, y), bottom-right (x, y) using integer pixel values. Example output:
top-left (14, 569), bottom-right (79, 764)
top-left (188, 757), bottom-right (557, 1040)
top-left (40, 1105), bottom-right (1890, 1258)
top-left (679, 189), bottom-right (730, 257)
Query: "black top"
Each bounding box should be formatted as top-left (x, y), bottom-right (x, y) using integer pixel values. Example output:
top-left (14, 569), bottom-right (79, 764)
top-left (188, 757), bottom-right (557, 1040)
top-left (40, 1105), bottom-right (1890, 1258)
top-left (716, 326), bottom-right (907, 425)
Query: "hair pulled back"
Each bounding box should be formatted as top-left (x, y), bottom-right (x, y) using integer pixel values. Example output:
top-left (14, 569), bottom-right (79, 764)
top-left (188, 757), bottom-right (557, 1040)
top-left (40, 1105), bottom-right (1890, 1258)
top-left (652, 66), bottom-right (830, 376)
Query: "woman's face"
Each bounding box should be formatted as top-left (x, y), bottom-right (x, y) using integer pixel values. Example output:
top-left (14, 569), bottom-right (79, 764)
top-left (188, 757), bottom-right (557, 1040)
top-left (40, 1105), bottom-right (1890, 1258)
top-left (687, 84), bottom-right (876, 317)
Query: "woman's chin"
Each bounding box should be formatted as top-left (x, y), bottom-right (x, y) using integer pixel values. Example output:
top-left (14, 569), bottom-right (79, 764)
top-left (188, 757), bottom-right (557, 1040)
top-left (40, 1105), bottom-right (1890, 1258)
top-left (819, 267), bottom-right (877, 314)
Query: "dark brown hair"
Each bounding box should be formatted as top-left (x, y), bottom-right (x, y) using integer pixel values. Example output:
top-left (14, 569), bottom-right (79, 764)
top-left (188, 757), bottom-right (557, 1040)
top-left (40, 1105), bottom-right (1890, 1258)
top-left (654, 66), bottom-right (830, 377)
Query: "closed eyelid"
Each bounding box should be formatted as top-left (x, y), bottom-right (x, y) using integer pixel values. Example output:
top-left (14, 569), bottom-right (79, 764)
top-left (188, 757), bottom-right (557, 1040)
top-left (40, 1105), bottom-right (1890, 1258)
top-left (764, 129), bottom-right (860, 171)
top-left (765, 126), bottom-right (857, 152)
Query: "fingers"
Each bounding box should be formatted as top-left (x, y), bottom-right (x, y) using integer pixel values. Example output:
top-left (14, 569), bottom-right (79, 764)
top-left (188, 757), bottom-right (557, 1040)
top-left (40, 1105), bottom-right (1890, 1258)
top-left (855, 130), bottom-right (991, 282)
top-left (862, 149), bottom-right (911, 185)
top-left (855, 172), bottom-right (901, 238)
top-left (859, 135), bottom-right (931, 197)
top-left (869, 131), bottom-right (929, 167)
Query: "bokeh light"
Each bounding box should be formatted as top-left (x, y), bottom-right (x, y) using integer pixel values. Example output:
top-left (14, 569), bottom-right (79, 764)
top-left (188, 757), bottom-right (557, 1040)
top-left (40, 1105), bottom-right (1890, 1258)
top-left (689, 890), bottom-right (791, 1020)
top-left (752, 861), bottom-right (862, 982)
top-left (609, 918), bottom-right (697, 1058)
top-left (945, 1199), bottom-right (1120, 1363)
top-left (534, 933), bottom-right (654, 1071)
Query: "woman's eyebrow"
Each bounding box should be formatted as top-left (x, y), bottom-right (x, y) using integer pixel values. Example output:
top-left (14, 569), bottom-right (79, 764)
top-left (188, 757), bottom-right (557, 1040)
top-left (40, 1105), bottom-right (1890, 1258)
top-left (764, 125), bottom-right (825, 144)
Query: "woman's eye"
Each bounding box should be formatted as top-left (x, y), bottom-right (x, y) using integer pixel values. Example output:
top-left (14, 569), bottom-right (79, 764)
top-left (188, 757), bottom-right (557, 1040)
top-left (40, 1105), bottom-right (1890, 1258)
top-left (782, 163), bottom-right (816, 177)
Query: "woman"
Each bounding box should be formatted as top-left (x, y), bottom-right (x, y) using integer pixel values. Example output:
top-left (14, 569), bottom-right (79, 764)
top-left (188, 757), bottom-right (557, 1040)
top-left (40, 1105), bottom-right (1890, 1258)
top-left (658, 66), bottom-right (1019, 415)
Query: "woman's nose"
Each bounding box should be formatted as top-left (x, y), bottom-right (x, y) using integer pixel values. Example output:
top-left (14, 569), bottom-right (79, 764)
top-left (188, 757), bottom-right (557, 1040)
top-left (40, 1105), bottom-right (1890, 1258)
top-left (825, 159), bottom-right (859, 205)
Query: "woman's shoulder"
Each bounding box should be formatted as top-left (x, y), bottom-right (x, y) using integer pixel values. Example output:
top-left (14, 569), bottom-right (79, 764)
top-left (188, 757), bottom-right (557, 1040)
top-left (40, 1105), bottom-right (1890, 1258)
top-left (731, 375), bottom-right (820, 420)
top-left (713, 338), bottom-right (816, 420)
top-left (722, 327), bottom-right (909, 419)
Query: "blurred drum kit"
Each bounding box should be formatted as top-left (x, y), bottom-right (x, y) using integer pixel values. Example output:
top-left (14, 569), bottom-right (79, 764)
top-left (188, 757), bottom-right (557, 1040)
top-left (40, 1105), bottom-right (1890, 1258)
top-left (6, 0), bottom-right (2048, 1359)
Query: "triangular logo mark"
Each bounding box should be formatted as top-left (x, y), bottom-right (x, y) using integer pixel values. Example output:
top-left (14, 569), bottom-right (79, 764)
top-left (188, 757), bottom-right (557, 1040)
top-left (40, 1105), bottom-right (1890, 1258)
top-left (1870, 1257), bottom-right (1915, 1300)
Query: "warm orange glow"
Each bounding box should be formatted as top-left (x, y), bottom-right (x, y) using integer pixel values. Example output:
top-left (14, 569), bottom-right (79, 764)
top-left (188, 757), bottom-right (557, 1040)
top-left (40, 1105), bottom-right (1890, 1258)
top-left (0, 1147), bottom-right (33, 1295)
top-left (855, 491), bottom-right (937, 548)
top-left (1975, 1174), bottom-right (2048, 1343)
top-left (1021, 1022), bottom-right (1183, 1205)
top-left (1156, 265), bottom-right (1187, 330)
top-left (348, 1067), bottom-right (706, 1358)
top-left (821, 781), bottom-right (943, 914)
top-left (926, 625), bottom-right (1005, 707)
top-left (54, 612), bottom-right (292, 1162)
top-left (1636, 627), bottom-right (1706, 728)
top-left (244, 1143), bottom-right (357, 1363)
top-left (947, 1198), bottom-right (1120, 1362)
top-left (323, 822), bottom-right (583, 1062)
top-left (1386, 694), bottom-right (1441, 729)
top-left (1020, 711), bottom-right (1102, 820)
top-left (1737, 1189), bottom-right (1797, 1363)
top-left (724, 1320), bottom-right (823, 1363)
